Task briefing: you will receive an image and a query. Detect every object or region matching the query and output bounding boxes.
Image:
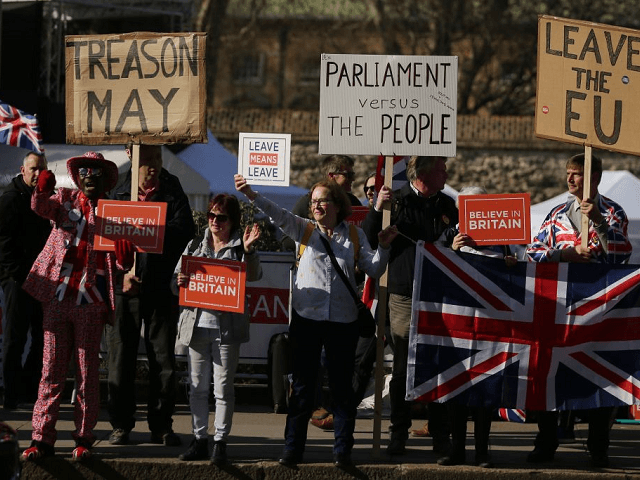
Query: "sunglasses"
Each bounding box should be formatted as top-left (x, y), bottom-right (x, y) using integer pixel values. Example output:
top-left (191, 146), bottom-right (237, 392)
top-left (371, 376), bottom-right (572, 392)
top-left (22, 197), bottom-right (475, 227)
top-left (78, 167), bottom-right (103, 178)
top-left (364, 185), bottom-right (375, 193)
top-left (332, 170), bottom-right (355, 180)
top-left (207, 212), bottom-right (229, 223)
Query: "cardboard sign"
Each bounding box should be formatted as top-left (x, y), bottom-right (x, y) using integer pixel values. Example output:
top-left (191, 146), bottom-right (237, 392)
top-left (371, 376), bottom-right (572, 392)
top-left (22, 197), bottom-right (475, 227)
top-left (536, 16), bottom-right (640, 155)
top-left (345, 206), bottom-right (369, 228)
top-left (458, 193), bottom-right (531, 245)
top-left (65, 32), bottom-right (207, 145)
top-left (319, 53), bottom-right (458, 156)
top-left (238, 132), bottom-right (291, 186)
top-left (94, 199), bottom-right (167, 253)
top-left (179, 256), bottom-right (246, 313)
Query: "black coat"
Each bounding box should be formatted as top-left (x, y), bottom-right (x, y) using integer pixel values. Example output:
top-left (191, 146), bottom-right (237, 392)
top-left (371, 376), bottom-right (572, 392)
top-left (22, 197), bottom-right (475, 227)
top-left (0, 175), bottom-right (51, 284)
top-left (111, 168), bottom-right (195, 295)
top-left (362, 183), bottom-right (458, 297)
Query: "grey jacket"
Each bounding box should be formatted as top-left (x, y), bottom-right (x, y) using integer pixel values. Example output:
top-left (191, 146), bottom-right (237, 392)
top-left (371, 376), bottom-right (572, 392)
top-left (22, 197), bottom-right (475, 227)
top-left (172, 228), bottom-right (262, 346)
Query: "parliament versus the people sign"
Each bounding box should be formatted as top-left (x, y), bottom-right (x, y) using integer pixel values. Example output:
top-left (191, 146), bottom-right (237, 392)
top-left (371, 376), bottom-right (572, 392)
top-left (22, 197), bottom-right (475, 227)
top-left (179, 256), bottom-right (247, 313)
top-left (65, 32), bottom-right (206, 145)
top-left (319, 54), bottom-right (457, 156)
top-left (536, 16), bottom-right (640, 155)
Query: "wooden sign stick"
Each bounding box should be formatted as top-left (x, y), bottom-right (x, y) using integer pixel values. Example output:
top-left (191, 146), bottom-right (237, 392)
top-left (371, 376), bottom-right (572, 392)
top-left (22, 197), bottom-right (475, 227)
top-left (372, 155), bottom-right (393, 457)
top-left (580, 145), bottom-right (592, 248)
top-left (129, 144), bottom-right (141, 270)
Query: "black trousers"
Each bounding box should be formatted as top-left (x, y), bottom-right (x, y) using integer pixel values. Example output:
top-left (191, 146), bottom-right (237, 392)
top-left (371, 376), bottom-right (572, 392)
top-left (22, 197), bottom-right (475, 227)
top-left (284, 312), bottom-right (359, 456)
top-left (107, 292), bottom-right (178, 433)
top-left (448, 403), bottom-right (492, 455)
top-left (1, 278), bottom-right (43, 405)
top-left (534, 407), bottom-right (615, 455)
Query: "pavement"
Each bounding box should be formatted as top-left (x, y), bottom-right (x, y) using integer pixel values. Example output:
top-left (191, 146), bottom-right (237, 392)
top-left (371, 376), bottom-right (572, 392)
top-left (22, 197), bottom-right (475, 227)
top-left (3, 384), bottom-right (640, 479)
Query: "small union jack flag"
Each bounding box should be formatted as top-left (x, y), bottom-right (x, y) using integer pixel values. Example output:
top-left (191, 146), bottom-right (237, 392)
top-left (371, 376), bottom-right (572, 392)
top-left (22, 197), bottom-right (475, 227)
top-left (0, 100), bottom-right (43, 153)
top-left (407, 242), bottom-right (640, 411)
top-left (375, 155), bottom-right (409, 192)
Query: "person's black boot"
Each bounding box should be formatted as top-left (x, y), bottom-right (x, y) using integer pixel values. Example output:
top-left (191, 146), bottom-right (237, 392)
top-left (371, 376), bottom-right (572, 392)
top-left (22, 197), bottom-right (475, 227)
top-left (178, 438), bottom-right (209, 461)
top-left (211, 441), bottom-right (227, 466)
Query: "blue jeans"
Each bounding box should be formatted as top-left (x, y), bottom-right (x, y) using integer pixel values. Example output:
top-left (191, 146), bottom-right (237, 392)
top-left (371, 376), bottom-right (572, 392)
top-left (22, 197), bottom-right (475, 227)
top-left (284, 311), bottom-right (359, 456)
top-left (187, 327), bottom-right (240, 442)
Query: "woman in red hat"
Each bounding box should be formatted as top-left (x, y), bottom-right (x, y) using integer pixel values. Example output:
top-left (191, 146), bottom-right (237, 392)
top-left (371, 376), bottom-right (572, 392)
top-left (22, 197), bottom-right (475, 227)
top-left (21, 152), bottom-right (136, 462)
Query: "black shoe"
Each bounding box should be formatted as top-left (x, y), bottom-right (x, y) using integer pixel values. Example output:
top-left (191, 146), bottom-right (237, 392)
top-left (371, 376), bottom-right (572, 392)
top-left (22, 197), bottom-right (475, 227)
top-left (108, 428), bottom-right (130, 445)
top-left (475, 453), bottom-right (493, 468)
top-left (386, 435), bottom-right (407, 455)
top-left (526, 447), bottom-right (555, 463)
top-left (334, 452), bottom-right (352, 468)
top-left (590, 452), bottom-right (609, 468)
top-left (437, 452), bottom-right (465, 466)
top-left (211, 441), bottom-right (227, 466)
top-left (150, 430), bottom-right (182, 447)
top-left (278, 450), bottom-right (302, 467)
top-left (179, 438), bottom-right (209, 461)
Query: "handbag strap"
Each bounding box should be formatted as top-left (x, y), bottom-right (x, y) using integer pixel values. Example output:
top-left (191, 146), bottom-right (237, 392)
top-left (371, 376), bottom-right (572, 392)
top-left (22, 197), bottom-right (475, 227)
top-left (317, 233), bottom-right (360, 304)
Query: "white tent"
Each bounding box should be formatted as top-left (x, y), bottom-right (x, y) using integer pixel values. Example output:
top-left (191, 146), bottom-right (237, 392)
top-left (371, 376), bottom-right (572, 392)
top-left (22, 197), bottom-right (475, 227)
top-left (178, 131), bottom-right (310, 211)
top-left (530, 170), bottom-right (640, 264)
top-left (0, 144), bottom-right (210, 211)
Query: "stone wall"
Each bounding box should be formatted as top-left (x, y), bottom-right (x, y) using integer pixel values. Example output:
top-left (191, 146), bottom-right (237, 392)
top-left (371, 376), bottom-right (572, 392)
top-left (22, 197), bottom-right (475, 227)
top-left (219, 140), bottom-right (640, 204)
top-left (211, 109), bottom-right (640, 204)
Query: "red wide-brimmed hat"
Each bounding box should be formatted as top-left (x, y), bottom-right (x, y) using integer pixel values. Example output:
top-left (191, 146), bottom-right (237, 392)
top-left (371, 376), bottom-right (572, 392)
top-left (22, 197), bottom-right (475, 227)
top-left (67, 151), bottom-right (119, 192)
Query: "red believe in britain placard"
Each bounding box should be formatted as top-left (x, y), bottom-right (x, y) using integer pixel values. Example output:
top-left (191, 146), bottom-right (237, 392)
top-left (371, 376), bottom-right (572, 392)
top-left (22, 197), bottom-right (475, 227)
top-left (180, 256), bottom-right (247, 313)
top-left (345, 206), bottom-right (369, 228)
top-left (94, 200), bottom-right (167, 253)
top-left (458, 193), bottom-right (530, 245)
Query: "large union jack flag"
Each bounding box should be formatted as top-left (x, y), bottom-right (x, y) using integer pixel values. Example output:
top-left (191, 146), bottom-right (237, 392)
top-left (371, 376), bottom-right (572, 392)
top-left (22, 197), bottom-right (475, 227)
top-left (0, 100), bottom-right (43, 153)
top-left (406, 242), bottom-right (640, 411)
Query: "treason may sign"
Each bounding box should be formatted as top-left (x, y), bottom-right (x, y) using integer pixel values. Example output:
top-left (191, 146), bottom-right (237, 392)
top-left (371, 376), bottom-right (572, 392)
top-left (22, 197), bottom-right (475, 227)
top-left (65, 32), bottom-right (206, 145)
top-left (319, 54), bottom-right (457, 156)
top-left (536, 16), bottom-right (640, 155)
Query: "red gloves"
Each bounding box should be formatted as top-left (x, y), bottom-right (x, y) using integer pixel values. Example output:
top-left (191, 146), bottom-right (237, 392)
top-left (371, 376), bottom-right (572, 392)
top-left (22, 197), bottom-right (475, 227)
top-left (37, 170), bottom-right (56, 193)
top-left (114, 239), bottom-right (136, 271)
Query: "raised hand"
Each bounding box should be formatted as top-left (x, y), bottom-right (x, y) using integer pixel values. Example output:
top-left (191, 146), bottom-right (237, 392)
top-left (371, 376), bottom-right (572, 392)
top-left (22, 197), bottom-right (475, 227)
top-left (37, 170), bottom-right (56, 193)
top-left (243, 223), bottom-right (261, 252)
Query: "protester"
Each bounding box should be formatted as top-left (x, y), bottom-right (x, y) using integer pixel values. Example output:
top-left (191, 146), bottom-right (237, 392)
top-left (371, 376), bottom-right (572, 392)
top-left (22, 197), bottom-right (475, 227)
top-left (435, 186), bottom-right (517, 468)
top-left (363, 172), bottom-right (376, 207)
top-left (362, 155), bottom-right (458, 456)
top-left (235, 173), bottom-right (397, 468)
top-left (290, 155), bottom-right (361, 218)
top-left (526, 153), bottom-right (632, 468)
top-left (0, 152), bottom-right (51, 410)
top-left (20, 152), bottom-right (136, 462)
top-left (174, 194), bottom-right (262, 465)
top-left (108, 145), bottom-right (195, 447)
top-left (286, 155), bottom-right (363, 430)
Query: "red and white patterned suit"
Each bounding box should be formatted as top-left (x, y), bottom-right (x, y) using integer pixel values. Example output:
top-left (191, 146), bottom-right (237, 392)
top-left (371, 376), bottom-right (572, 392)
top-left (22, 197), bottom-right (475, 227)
top-left (23, 186), bottom-right (121, 447)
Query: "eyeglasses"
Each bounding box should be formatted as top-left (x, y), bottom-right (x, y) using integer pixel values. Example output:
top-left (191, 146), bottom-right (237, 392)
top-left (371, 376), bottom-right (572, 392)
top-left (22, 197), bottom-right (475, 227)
top-left (310, 198), bottom-right (333, 207)
top-left (78, 167), bottom-right (103, 178)
top-left (364, 185), bottom-right (375, 193)
top-left (332, 170), bottom-right (355, 180)
top-left (207, 212), bottom-right (229, 223)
